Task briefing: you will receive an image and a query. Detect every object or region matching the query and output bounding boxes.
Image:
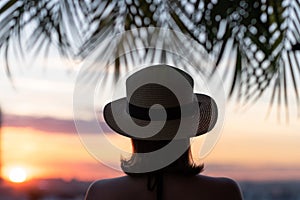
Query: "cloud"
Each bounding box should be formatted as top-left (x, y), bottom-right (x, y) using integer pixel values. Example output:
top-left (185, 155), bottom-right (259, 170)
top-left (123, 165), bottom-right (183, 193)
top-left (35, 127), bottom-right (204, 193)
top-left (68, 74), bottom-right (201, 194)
top-left (2, 114), bottom-right (113, 134)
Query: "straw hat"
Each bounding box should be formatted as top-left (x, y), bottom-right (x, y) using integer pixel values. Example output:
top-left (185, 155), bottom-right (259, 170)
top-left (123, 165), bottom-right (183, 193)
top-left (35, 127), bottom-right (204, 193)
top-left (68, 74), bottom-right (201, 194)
top-left (103, 65), bottom-right (218, 140)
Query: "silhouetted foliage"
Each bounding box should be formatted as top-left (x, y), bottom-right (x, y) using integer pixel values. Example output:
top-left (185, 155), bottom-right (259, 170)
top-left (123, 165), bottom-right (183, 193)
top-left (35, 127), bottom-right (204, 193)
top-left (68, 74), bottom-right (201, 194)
top-left (1, 0), bottom-right (300, 118)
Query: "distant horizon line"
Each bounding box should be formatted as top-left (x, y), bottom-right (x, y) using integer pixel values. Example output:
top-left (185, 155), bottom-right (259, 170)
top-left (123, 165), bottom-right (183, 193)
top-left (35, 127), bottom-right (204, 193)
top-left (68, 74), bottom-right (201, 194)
top-left (3, 176), bottom-right (300, 184)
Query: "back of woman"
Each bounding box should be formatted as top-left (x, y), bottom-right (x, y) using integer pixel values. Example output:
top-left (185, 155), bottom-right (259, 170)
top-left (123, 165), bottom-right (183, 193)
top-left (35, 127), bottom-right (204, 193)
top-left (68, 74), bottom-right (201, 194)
top-left (85, 65), bottom-right (243, 200)
top-left (86, 175), bottom-right (242, 200)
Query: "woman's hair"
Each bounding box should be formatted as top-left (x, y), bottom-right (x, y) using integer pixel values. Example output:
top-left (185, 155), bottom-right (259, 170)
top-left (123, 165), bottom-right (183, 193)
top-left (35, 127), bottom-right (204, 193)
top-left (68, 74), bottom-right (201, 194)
top-left (121, 139), bottom-right (203, 176)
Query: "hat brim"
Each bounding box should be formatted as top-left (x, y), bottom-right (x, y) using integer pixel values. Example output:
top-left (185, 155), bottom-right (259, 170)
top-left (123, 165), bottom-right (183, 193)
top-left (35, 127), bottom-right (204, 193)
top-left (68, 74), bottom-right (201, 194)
top-left (103, 94), bottom-right (218, 140)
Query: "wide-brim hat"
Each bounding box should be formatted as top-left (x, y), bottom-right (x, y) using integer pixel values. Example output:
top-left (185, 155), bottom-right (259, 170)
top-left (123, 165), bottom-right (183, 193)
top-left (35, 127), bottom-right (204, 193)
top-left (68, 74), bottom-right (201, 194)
top-left (103, 65), bottom-right (218, 140)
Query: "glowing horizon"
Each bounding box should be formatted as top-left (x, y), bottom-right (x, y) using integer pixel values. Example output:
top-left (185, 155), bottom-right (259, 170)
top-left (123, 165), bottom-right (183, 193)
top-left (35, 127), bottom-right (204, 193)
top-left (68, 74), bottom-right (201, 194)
top-left (2, 121), bottom-right (300, 182)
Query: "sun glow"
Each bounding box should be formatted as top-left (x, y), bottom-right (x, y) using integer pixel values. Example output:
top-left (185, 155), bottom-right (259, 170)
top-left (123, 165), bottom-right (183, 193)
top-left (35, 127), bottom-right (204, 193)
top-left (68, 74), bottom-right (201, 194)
top-left (8, 167), bottom-right (28, 183)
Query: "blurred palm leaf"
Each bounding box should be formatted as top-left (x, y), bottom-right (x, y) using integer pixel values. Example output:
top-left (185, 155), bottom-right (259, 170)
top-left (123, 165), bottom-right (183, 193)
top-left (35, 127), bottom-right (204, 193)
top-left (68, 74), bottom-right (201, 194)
top-left (0, 0), bottom-right (86, 68)
top-left (1, 0), bottom-right (300, 119)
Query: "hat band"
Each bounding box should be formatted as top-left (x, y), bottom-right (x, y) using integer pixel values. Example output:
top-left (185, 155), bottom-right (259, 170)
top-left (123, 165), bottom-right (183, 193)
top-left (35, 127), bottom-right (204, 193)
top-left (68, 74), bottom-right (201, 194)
top-left (126, 102), bottom-right (197, 121)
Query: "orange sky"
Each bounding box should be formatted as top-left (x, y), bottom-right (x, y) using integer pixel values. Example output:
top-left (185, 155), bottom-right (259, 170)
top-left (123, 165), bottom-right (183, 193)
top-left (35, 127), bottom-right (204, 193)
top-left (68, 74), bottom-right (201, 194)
top-left (2, 108), bottom-right (300, 182)
top-left (2, 127), bottom-right (123, 181)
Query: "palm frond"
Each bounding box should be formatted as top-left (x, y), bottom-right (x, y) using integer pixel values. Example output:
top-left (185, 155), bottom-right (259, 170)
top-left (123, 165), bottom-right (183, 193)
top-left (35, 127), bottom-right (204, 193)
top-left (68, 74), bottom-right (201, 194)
top-left (1, 0), bottom-right (300, 120)
top-left (0, 0), bottom-right (86, 74)
top-left (176, 0), bottom-right (300, 120)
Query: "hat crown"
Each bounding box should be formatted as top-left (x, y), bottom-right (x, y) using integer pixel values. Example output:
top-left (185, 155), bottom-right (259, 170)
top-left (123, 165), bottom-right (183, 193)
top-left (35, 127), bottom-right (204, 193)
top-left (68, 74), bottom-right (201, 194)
top-left (126, 65), bottom-right (194, 108)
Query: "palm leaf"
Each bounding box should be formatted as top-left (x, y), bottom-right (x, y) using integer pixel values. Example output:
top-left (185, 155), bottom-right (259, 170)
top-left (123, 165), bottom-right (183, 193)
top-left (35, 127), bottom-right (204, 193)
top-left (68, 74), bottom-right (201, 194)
top-left (1, 0), bottom-right (300, 120)
top-left (0, 0), bottom-right (86, 73)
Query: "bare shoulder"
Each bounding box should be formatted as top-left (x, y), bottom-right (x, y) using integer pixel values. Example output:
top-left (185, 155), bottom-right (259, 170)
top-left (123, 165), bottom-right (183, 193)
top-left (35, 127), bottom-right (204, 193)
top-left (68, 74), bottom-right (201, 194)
top-left (85, 175), bottom-right (243, 200)
top-left (194, 175), bottom-right (243, 200)
top-left (85, 176), bottom-right (129, 200)
top-left (85, 176), bottom-right (146, 200)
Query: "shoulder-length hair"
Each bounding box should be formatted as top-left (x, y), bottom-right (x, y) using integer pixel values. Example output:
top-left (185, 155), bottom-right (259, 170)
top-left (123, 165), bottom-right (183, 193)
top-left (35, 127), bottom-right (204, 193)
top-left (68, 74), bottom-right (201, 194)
top-left (121, 139), bottom-right (203, 176)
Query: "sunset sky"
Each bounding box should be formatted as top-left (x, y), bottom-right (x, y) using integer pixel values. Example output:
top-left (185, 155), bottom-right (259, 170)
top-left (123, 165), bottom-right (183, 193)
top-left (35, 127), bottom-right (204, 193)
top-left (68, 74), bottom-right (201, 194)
top-left (0, 49), bottom-right (300, 183)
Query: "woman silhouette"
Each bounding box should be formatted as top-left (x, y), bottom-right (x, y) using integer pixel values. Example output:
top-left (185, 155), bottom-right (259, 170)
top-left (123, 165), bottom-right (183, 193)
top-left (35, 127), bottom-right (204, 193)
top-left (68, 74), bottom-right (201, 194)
top-left (85, 65), bottom-right (243, 200)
